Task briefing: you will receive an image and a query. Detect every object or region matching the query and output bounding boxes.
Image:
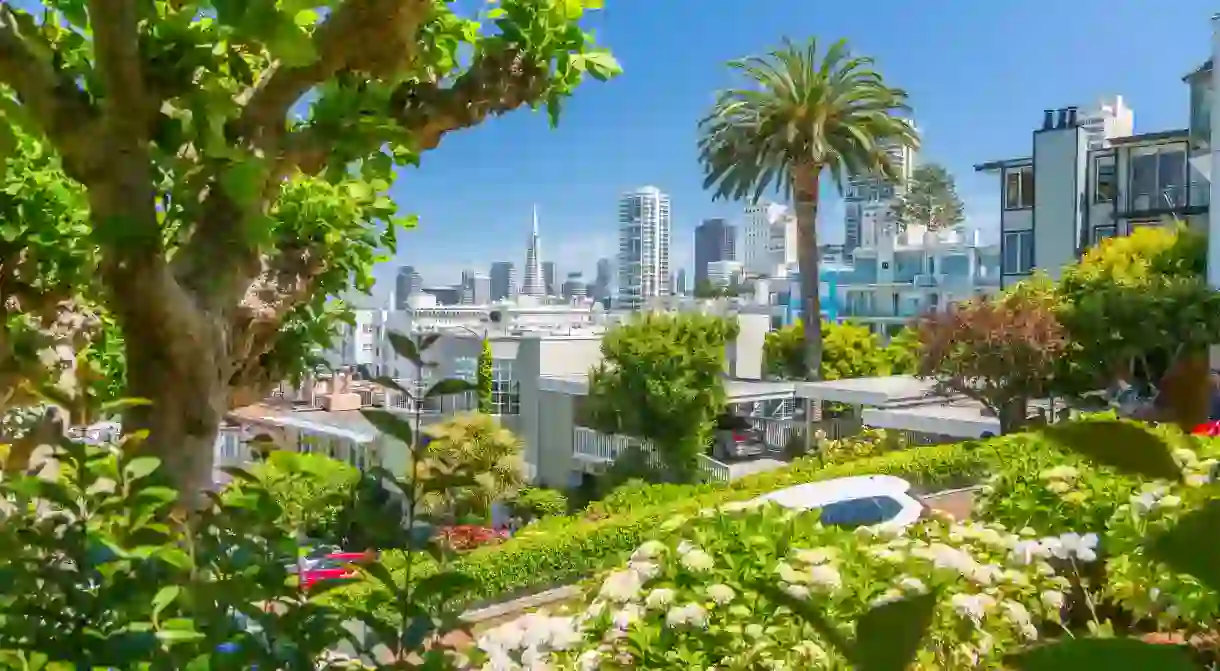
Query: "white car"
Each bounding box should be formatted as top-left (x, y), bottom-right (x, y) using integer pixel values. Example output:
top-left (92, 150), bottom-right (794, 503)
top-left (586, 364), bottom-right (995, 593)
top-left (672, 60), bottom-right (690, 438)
top-left (751, 475), bottom-right (927, 530)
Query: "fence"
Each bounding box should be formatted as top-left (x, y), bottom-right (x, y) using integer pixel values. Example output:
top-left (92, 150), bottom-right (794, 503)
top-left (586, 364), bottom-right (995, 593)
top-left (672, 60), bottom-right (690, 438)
top-left (571, 427), bottom-right (730, 483)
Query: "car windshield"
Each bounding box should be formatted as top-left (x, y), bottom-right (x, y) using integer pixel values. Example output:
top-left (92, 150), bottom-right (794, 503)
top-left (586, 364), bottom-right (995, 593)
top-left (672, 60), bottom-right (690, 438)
top-left (818, 495), bottom-right (904, 528)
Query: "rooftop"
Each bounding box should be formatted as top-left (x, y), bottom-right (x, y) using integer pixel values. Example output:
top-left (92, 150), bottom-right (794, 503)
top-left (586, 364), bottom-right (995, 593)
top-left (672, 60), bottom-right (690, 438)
top-left (861, 399), bottom-right (998, 439)
top-left (973, 157), bottom-right (1033, 173)
top-left (795, 375), bottom-right (942, 406)
top-left (537, 374), bottom-right (797, 401)
top-left (1106, 128), bottom-right (1190, 146)
top-left (229, 404), bottom-right (383, 443)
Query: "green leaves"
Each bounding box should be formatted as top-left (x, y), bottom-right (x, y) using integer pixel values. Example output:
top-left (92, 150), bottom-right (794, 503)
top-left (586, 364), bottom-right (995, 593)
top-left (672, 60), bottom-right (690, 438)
top-left (853, 592), bottom-right (938, 671)
top-left (1007, 637), bottom-right (1196, 670)
top-left (123, 456), bottom-right (162, 482)
top-left (1041, 420), bottom-right (1181, 480)
top-left (360, 408), bottom-right (413, 446)
top-left (425, 378), bottom-right (477, 399)
top-left (1148, 499), bottom-right (1220, 593)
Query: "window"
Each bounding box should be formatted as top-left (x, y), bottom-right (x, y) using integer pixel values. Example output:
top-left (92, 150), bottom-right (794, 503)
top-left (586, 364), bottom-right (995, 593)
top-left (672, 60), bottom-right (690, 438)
top-left (491, 360), bottom-right (521, 415)
top-left (361, 343), bottom-right (373, 352)
top-left (1092, 225), bottom-right (1117, 245)
top-left (1094, 155), bottom-right (1116, 203)
top-left (362, 323), bottom-right (374, 334)
top-left (1002, 230), bottom-right (1034, 274)
top-left (1128, 219), bottom-right (1162, 233)
top-left (818, 496), bottom-right (904, 529)
top-left (1128, 144), bottom-right (1187, 211)
top-left (1004, 166), bottom-right (1034, 210)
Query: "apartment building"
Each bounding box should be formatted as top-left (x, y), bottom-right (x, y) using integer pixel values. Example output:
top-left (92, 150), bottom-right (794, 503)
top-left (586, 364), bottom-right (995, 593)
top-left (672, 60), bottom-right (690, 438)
top-left (975, 93), bottom-right (1210, 287)
top-left (836, 223), bottom-right (1001, 336)
top-left (742, 203), bottom-right (796, 277)
top-left (616, 186), bottom-right (672, 309)
top-left (844, 139), bottom-right (918, 255)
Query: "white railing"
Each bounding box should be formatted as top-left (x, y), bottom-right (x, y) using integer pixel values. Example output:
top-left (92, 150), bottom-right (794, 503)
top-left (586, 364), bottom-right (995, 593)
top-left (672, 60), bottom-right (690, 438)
top-left (745, 415), bottom-right (862, 452)
top-left (573, 427), bottom-right (730, 482)
top-left (213, 426), bottom-right (254, 487)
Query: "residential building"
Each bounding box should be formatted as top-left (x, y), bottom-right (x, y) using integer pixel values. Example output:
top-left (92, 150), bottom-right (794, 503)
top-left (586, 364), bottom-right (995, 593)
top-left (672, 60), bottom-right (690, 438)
top-left (490, 261), bottom-right (518, 301)
top-left (742, 203), bottom-right (794, 276)
top-left (694, 218), bottom-right (736, 285)
top-left (542, 261), bottom-right (557, 296)
top-left (521, 206), bottom-right (545, 297)
top-left (836, 223), bottom-right (1001, 337)
top-left (393, 266), bottom-right (421, 309)
top-left (615, 186), bottom-right (672, 309)
top-left (707, 260), bottom-right (744, 287)
top-left (975, 94), bottom-right (1209, 287)
top-left (561, 272), bottom-right (587, 300)
top-left (844, 138), bottom-right (918, 254)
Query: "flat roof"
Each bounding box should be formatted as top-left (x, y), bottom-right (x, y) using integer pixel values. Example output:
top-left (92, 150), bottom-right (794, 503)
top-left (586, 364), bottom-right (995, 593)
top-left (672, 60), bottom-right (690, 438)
top-left (795, 375), bottom-right (940, 406)
top-left (1107, 129), bottom-right (1190, 146)
top-left (974, 157), bottom-right (1032, 172)
top-left (229, 404), bottom-right (380, 443)
top-left (862, 399), bottom-right (999, 439)
top-left (538, 373), bottom-right (796, 401)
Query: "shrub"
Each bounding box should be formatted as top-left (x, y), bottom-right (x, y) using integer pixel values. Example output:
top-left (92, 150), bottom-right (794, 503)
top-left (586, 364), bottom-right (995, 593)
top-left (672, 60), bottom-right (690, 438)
top-left (511, 486), bottom-right (570, 519)
top-left (764, 319), bottom-right (893, 380)
top-left (438, 525), bottom-right (510, 552)
top-left (473, 502), bottom-right (1068, 668)
top-left (226, 450), bottom-right (360, 540)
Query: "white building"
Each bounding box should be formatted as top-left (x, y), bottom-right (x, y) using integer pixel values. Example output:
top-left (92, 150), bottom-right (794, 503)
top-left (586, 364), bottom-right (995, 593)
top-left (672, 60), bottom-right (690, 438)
top-left (975, 94), bottom-right (1208, 288)
top-left (616, 186), bottom-right (672, 310)
top-left (844, 138), bottom-right (918, 254)
top-left (742, 202), bottom-right (795, 276)
top-left (706, 260), bottom-right (744, 287)
top-left (836, 223), bottom-right (1001, 337)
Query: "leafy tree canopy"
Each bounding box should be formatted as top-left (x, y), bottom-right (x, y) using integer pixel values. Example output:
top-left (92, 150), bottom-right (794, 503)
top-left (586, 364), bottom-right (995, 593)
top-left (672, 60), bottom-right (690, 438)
top-left (0, 0), bottom-right (618, 496)
top-left (763, 319), bottom-right (895, 381)
top-left (587, 313), bottom-right (739, 483)
top-left (891, 163), bottom-right (965, 232)
top-left (418, 411), bottom-right (525, 524)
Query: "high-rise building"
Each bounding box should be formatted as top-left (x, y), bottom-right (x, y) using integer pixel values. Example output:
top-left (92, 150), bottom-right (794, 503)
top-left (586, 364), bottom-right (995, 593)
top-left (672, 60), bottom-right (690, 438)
top-left (542, 261), bottom-right (557, 296)
top-left (615, 186), bottom-right (671, 310)
top-left (460, 270), bottom-right (491, 305)
top-left (394, 265), bottom-right (422, 309)
top-left (592, 258), bottom-right (612, 300)
top-left (490, 261), bottom-right (517, 301)
top-left (844, 134), bottom-right (918, 254)
top-left (561, 272), bottom-right (586, 300)
top-left (675, 268), bottom-right (688, 295)
top-left (521, 205), bottom-right (545, 297)
top-left (742, 203), bottom-right (796, 276)
top-left (694, 218), bottom-right (736, 286)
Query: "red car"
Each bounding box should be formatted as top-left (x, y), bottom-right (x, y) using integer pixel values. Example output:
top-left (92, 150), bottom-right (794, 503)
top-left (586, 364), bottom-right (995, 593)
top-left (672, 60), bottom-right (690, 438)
top-left (298, 549), bottom-right (376, 591)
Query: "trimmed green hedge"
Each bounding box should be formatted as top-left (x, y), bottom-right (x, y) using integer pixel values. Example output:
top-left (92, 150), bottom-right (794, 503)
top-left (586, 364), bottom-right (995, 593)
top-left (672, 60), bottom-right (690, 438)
top-left (328, 438), bottom-right (1002, 617)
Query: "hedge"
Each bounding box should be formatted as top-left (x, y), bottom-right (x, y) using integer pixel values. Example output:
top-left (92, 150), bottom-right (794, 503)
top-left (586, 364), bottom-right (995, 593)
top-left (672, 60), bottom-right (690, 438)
top-left (327, 437), bottom-right (1005, 619)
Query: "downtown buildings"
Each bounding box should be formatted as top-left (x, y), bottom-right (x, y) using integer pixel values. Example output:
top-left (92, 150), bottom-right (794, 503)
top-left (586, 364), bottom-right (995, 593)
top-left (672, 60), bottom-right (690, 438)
top-left (694, 218), bottom-right (736, 287)
top-left (615, 186), bottom-right (672, 309)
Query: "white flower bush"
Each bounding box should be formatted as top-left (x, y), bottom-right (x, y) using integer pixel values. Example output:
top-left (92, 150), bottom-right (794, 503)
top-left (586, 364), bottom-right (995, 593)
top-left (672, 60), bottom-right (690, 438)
top-left (473, 504), bottom-right (1070, 669)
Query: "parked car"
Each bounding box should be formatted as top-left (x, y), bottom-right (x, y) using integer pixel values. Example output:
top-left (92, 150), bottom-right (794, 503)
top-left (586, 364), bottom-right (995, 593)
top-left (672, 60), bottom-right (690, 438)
top-left (296, 548), bottom-right (376, 591)
top-left (712, 413), bottom-right (765, 460)
top-left (750, 475), bottom-right (927, 530)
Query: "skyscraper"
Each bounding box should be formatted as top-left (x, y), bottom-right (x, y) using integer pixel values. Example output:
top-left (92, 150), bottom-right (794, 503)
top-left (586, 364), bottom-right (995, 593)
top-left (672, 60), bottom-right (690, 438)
top-left (460, 270), bottom-right (491, 305)
top-left (394, 265), bottom-right (422, 309)
top-left (844, 135), bottom-right (917, 254)
top-left (561, 272), bottom-right (586, 300)
top-left (521, 205), bottom-right (545, 297)
top-left (542, 261), bottom-right (557, 296)
top-left (675, 268), bottom-right (688, 295)
top-left (742, 203), bottom-right (795, 276)
top-left (616, 186), bottom-right (671, 310)
top-left (489, 261), bottom-right (517, 301)
top-left (694, 218), bottom-right (736, 287)
top-left (593, 258), bottom-right (612, 300)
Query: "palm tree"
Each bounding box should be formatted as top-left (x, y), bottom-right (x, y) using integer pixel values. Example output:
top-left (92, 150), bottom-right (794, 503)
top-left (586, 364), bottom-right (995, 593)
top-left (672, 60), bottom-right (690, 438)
top-left (698, 38), bottom-right (919, 379)
top-left (416, 412), bottom-right (525, 524)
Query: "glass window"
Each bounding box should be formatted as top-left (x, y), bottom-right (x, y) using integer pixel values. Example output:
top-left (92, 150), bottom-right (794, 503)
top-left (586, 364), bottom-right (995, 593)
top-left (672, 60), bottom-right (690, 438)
top-left (1094, 155), bottom-right (1116, 203)
top-left (491, 360), bottom-right (520, 416)
top-left (1093, 225), bottom-right (1117, 245)
top-left (1004, 166), bottom-right (1034, 210)
top-left (1157, 148), bottom-right (1186, 207)
top-left (818, 496), bottom-right (904, 528)
top-left (1002, 230), bottom-right (1033, 274)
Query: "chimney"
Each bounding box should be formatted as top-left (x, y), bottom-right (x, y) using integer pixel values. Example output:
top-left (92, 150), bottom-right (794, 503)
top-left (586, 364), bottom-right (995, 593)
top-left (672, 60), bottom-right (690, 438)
top-left (1042, 110), bottom-right (1055, 130)
top-left (1066, 106), bottom-right (1079, 127)
top-left (1057, 108), bottom-right (1069, 129)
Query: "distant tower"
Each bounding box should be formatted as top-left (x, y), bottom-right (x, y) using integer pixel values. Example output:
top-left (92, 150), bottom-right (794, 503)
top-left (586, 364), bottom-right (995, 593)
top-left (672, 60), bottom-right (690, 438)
top-left (521, 205), bottom-right (545, 297)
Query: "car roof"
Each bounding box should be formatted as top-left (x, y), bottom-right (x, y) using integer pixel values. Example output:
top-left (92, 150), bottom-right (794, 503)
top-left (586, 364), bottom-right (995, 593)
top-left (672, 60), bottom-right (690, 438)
top-left (752, 475), bottom-right (912, 511)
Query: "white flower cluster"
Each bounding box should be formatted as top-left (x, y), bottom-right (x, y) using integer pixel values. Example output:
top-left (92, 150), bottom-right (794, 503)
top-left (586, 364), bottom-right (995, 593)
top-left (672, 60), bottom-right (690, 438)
top-left (477, 612), bottom-right (584, 671)
top-left (776, 545), bottom-right (844, 600)
top-left (1039, 465), bottom-right (1079, 494)
top-left (1010, 532), bottom-right (1100, 565)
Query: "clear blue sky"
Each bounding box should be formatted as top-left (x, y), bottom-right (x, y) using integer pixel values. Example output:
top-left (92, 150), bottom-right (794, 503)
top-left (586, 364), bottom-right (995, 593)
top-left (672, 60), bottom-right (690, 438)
top-left (383, 0), bottom-right (1219, 291)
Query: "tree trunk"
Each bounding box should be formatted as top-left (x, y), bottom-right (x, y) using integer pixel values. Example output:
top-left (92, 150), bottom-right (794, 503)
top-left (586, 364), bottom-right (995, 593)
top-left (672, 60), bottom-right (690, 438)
top-left (1158, 350), bottom-right (1211, 430)
top-left (792, 165), bottom-right (824, 381)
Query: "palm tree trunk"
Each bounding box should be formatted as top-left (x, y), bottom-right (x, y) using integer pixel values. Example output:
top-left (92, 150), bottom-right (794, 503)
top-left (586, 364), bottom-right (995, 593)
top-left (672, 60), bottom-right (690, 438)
top-left (792, 165), bottom-right (824, 382)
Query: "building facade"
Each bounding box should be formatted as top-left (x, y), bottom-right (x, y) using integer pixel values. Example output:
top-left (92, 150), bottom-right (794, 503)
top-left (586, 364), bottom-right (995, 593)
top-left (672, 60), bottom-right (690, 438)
top-left (742, 203), bottom-right (794, 276)
top-left (694, 217), bottom-right (737, 286)
top-left (975, 95), bottom-right (1209, 288)
top-left (521, 206), bottom-right (545, 297)
top-left (393, 266), bottom-right (421, 309)
top-left (844, 139), bottom-right (918, 255)
top-left (615, 186), bottom-right (672, 309)
top-left (542, 261), bottom-right (557, 296)
top-left (490, 261), bottom-right (518, 301)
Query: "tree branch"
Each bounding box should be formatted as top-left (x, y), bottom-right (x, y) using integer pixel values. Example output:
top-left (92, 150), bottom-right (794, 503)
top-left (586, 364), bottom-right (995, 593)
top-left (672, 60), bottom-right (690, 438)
top-left (0, 5), bottom-right (102, 181)
top-left (88, 0), bottom-right (149, 144)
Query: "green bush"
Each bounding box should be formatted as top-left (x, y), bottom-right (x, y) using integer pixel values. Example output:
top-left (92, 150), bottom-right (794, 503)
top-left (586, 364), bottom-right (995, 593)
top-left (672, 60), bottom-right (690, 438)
top-left (332, 439), bottom-right (999, 620)
top-left (227, 450), bottom-right (360, 539)
top-left (511, 486), bottom-right (570, 519)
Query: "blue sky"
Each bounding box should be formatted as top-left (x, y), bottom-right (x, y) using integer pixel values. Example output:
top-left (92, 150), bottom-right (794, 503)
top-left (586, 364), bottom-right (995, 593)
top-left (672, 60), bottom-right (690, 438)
top-left (384, 0), bottom-right (1219, 291)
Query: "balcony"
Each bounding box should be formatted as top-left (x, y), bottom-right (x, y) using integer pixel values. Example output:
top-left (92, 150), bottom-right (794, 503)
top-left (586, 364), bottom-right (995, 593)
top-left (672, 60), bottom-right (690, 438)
top-left (571, 427), bottom-right (730, 482)
top-left (913, 274), bottom-right (938, 287)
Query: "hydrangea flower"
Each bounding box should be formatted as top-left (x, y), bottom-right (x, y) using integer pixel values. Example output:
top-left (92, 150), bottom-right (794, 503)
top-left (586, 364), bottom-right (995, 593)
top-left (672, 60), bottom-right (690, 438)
top-left (680, 548), bottom-right (715, 573)
top-left (949, 593), bottom-right (995, 623)
top-left (645, 588), bottom-right (676, 610)
top-left (664, 603), bottom-right (708, 628)
top-left (807, 564), bottom-right (843, 591)
top-left (599, 569), bottom-right (643, 602)
top-left (631, 540), bottom-right (666, 562)
top-left (706, 583), bottom-right (736, 605)
top-left (1042, 532), bottom-right (1099, 562)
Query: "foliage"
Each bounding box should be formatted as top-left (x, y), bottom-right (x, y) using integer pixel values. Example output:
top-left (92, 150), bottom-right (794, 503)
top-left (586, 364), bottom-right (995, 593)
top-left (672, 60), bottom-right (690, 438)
top-left (231, 450), bottom-right (361, 540)
top-left (765, 319), bottom-right (894, 381)
top-left (692, 279), bottom-right (749, 299)
top-left (417, 412), bottom-right (526, 524)
top-left (511, 486), bottom-right (570, 520)
top-left (477, 338), bottom-right (494, 414)
top-left (438, 525), bottom-right (510, 553)
top-left (474, 503), bottom-right (1069, 669)
top-left (884, 326), bottom-right (923, 375)
top-left (587, 313), bottom-right (740, 482)
top-left (891, 163), bottom-right (965, 232)
top-left (917, 290), bottom-right (1068, 433)
top-left (1055, 226), bottom-right (1220, 425)
top-left (699, 37), bottom-right (919, 381)
top-left (0, 0), bottom-right (619, 498)
top-left (332, 439), bottom-right (998, 624)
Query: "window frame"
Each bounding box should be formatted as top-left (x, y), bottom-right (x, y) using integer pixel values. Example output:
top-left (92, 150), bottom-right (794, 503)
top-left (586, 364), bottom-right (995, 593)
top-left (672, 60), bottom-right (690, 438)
top-left (1002, 230), bottom-right (1034, 275)
top-left (1003, 166), bottom-right (1034, 211)
top-left (1092, 225), bottom-right (1117, 245)
top-left (1093, 154), bottom-right (1116, 204)
top-left (1127, 143), bottom-right (1188, 211)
